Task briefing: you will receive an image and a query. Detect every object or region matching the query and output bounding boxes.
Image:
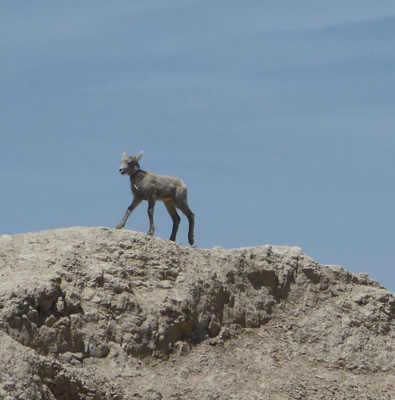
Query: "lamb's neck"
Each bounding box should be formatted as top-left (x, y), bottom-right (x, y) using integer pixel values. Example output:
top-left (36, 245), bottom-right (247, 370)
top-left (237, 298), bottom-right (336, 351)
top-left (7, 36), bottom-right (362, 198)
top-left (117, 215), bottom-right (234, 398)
top-left (130, 170), bottom-right (147, 185)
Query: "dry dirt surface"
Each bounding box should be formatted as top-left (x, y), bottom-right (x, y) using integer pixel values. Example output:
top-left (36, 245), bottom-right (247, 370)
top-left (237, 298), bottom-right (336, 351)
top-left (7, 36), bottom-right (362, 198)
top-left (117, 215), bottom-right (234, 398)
top-left (0, 227), bottom-right (394, 400)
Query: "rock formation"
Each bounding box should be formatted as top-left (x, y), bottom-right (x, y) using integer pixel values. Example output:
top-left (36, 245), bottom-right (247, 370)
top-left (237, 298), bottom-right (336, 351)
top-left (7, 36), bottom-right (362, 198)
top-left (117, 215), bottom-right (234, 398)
top-left (0, 227), bottom-right (394, 399)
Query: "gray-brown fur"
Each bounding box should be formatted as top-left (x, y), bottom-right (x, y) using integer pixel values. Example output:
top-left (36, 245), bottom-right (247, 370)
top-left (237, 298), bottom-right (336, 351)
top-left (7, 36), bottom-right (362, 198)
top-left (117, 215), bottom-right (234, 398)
top-left (116, 151), bottom-right (195, 245)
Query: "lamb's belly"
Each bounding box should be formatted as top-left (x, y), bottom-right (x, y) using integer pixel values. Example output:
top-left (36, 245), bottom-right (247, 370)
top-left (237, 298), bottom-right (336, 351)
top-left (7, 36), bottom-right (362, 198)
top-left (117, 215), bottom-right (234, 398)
top-left (158, 195), bottom-right (173, 202)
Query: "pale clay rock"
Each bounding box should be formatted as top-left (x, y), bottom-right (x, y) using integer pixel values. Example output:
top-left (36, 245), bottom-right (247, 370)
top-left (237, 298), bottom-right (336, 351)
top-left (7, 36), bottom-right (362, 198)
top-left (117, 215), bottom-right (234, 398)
top-left (0, 227), bottom-right (394, 399)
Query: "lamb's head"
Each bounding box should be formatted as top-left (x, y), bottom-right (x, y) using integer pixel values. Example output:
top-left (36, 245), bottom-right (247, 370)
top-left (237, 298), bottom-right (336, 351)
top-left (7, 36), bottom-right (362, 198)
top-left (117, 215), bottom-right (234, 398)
top-left (119, 151), bottom-right (144, 176)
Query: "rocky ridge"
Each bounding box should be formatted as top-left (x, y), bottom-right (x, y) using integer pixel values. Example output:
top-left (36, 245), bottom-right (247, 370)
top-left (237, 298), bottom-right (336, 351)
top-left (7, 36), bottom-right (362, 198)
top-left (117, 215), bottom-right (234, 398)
top-left (0, 227), bottom-right (394, 399)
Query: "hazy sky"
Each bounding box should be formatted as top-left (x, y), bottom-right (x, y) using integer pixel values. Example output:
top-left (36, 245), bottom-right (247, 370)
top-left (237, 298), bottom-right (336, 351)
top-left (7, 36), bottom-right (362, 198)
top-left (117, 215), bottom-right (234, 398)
top-left (1, 1), bottom-right (394, 291)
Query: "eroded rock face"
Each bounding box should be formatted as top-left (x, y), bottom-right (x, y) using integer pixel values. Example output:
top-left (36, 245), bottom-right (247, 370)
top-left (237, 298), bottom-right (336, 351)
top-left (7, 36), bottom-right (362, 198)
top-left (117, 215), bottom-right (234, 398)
top-left (0, 228), bottom-right (394, 399)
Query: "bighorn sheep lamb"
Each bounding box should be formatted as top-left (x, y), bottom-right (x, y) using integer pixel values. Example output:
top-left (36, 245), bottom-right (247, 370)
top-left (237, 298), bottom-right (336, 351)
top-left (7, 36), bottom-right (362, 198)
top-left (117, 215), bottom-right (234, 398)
top-left (116, 151), bottom-right (195, 245)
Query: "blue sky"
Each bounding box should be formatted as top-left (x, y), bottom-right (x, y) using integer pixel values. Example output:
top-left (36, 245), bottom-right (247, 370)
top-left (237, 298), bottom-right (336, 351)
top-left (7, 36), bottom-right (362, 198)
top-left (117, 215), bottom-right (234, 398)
top-left (1, 1), bottom-right (394, 291)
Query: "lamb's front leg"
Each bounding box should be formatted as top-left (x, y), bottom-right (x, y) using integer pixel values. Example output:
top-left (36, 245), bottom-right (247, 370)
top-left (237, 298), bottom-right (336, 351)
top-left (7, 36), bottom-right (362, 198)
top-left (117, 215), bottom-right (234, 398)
top-left (116, 198), bottom-right (142, 229)
top-left (147, 198), bottom-right (156, 236)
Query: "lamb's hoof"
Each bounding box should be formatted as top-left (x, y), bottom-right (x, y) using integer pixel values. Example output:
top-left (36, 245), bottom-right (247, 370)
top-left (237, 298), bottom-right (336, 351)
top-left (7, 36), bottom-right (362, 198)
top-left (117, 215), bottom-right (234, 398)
top-left (115, 225), bottom-right (124, 230)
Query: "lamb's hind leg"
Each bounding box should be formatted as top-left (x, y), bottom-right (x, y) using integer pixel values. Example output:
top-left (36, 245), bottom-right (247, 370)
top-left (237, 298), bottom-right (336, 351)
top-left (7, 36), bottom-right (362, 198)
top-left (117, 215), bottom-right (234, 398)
top-left (177, 203), bottom-right (195, 246)
top-left (164, 201), bottom-right (181, 242)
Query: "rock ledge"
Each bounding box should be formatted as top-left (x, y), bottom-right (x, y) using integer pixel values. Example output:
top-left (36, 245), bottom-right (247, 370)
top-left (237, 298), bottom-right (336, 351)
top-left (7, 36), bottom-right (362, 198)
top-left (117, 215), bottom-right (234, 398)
top-left (0, 227), bottom-right (394, 399)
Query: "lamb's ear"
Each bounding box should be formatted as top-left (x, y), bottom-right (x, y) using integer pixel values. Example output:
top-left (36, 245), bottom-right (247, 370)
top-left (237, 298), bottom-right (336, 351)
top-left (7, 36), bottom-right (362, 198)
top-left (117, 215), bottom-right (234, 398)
top-left (136, 151), bottom-right (144, 161)
top-left (122, 152), bottom-right (128, 158)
